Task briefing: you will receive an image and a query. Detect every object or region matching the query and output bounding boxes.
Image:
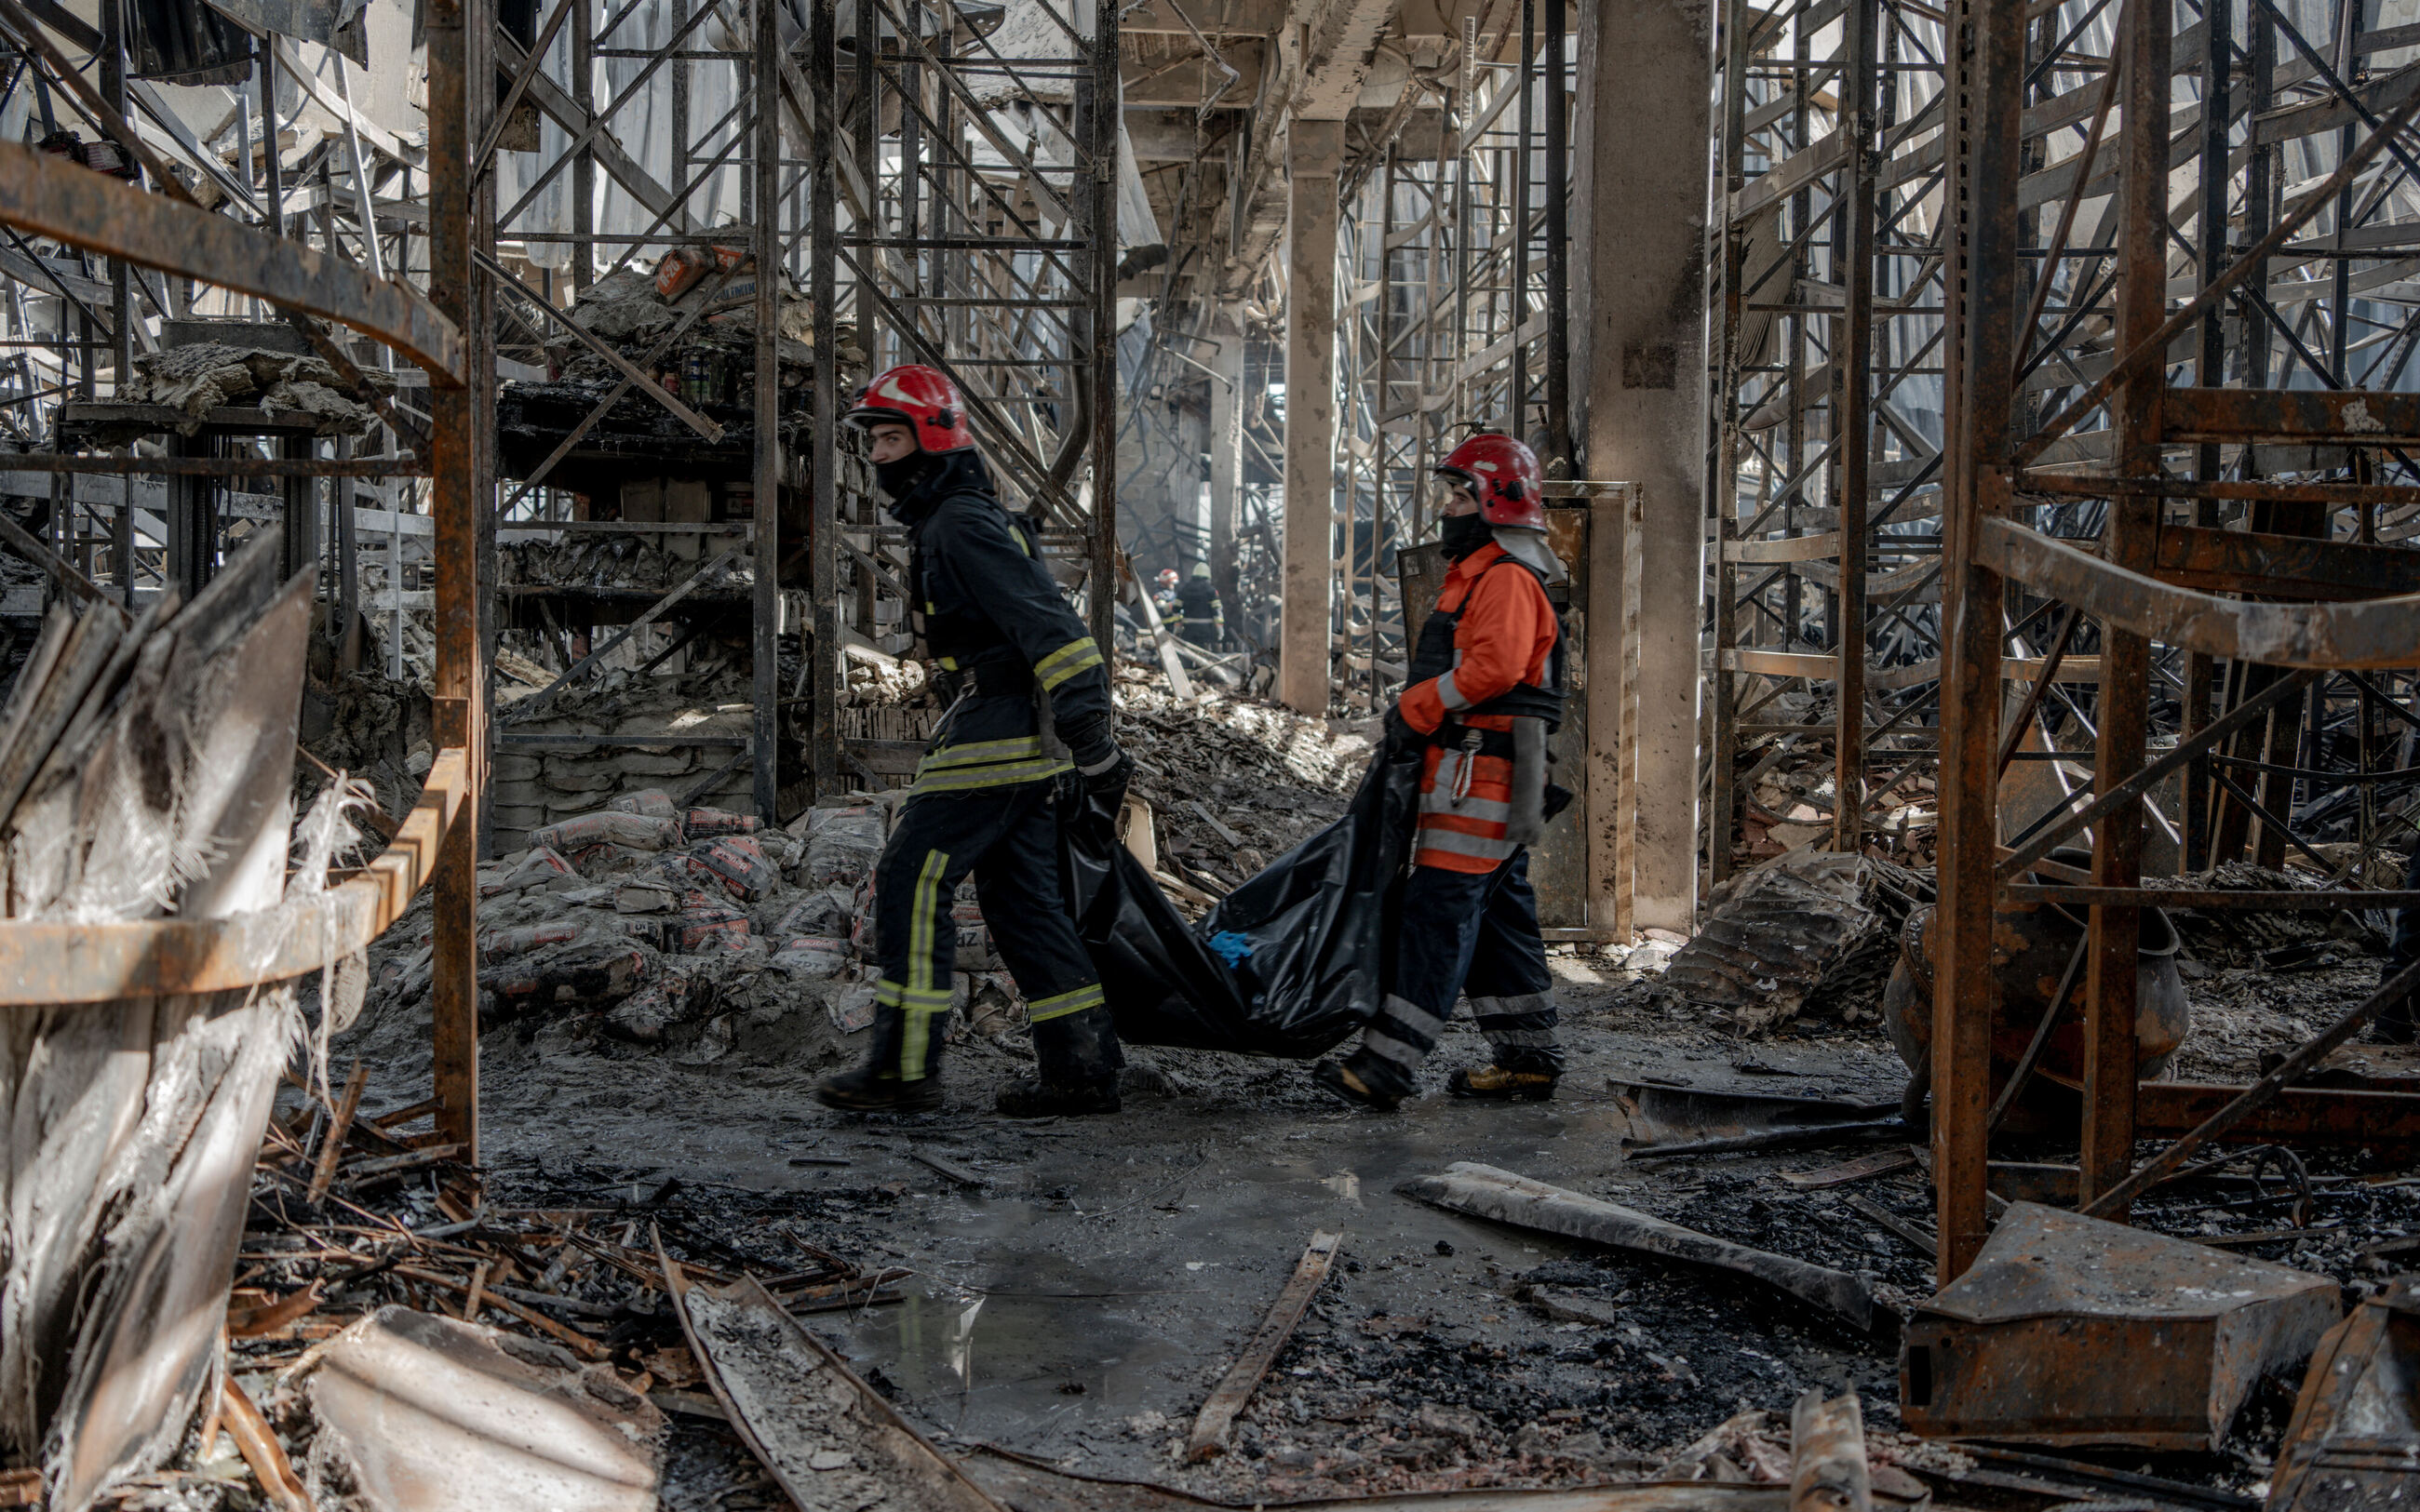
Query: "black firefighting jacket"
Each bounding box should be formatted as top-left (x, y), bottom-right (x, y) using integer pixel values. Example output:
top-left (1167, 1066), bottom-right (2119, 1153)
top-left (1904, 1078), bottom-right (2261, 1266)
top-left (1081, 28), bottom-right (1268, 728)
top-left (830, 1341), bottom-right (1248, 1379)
top-left (891, 450), bottom-right (1111, 796)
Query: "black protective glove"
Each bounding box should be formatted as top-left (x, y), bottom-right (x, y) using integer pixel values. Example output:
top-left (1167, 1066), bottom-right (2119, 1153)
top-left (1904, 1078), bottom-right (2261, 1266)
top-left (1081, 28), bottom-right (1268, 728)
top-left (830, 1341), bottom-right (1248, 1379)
top-left (1059, 714), bottom-right (1132, 807)
top-left (1383, 704), bottom-right (1417, 748)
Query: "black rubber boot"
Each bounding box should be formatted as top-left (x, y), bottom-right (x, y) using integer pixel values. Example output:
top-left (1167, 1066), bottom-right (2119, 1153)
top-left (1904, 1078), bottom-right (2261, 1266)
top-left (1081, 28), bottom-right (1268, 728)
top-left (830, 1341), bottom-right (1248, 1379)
top-left (1312, 1049), bottom-right (1413, 1111)
top-left (815, 1000), bottom-right (945, 1112)
top-left (1447, 1064), bottom-right (1560, 1101)
top-left (998, 1002), bottom-right (1123, 1117)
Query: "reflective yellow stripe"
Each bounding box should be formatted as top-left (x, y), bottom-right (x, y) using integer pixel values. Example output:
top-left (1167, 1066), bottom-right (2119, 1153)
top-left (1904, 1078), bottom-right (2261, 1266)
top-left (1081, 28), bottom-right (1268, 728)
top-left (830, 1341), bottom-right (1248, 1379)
top-left (1041, 648), bottom-right (1104, 691)
top-left (908, 757), bottom-right (1070, 796)
top-left (899, 850), bottom-right (950, 1079)
top-left (938, 655), bottom-right (959, 671)
top-left (917, 735), bottom-right (1044, 770)
top-left (1028, 983), bottom-right (1106, 1022)
top-left (1032, 636), bottom-right (1102, 690)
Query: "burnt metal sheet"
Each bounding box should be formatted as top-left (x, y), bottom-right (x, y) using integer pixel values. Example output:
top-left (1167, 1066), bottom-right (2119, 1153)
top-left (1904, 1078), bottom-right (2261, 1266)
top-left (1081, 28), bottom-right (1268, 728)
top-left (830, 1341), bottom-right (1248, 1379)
top-left (1975, 517), bottom-right (2420, 670)
top-left (1902, 1202), bottom-right (2340, 1448)
top-left (1401, 1162), bottom-right (1877, 1331)
top-left (2155, 525), bottom-right (2420, 602)
top-left (2162, 388), bottom-right (2420, 445)
top-left (2267, 1286), bottom-right (2420, 1512)
top-left (669, 1266), bottom-right (1007, 1512)
top-left (302, 1306), bottom-right (666, 1512)
top-left (0, 142), bottom-right (463, 384)
top-left (1608, 1078), bottom-right (1902, 1155)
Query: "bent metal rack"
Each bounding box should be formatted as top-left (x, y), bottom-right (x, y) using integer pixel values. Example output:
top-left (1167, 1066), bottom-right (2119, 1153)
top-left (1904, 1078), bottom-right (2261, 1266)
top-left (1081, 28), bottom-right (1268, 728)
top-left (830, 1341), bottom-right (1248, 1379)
top-left (1922, 0), bottom-right (2420, 1280)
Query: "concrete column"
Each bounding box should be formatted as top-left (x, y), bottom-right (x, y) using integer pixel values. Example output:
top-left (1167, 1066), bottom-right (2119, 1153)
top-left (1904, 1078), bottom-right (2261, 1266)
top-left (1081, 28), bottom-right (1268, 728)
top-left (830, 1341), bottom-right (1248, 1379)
top-left (1281, 121), bottom-right (1342, 716)
top-left (1572, 0), bottom-right (1712, 933)
top-left (1208, 324), bottom-right (1244, 626)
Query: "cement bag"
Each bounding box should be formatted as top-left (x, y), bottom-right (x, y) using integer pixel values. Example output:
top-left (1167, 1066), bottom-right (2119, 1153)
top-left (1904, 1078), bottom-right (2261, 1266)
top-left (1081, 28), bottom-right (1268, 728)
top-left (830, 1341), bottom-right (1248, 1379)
top-left (802, 805), bottom-right (886, 886)
top-left (1059, 741), bottom-right (1422, 1058)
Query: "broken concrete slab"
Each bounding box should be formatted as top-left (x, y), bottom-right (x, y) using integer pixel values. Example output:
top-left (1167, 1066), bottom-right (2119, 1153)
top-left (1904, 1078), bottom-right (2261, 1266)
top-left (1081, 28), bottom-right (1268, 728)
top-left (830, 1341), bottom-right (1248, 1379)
top-left (1398, 1163), bottom-right (1876, 1332)
top-left (2266, 1283), bottom-right (2420, 1512)
top-left (1902, 1202), bottom-right (2340, 1449)
top-left (300, 1305), bottom-right (666, 1512)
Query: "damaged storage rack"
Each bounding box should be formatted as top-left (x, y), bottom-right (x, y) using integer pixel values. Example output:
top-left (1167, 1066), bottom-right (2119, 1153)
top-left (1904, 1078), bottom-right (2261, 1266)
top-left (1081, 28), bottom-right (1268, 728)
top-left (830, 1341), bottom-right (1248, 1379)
top-left (1922, 0), bottom-right (2420, 1281)
top-left (0, 8), bottom-right (484, 1501)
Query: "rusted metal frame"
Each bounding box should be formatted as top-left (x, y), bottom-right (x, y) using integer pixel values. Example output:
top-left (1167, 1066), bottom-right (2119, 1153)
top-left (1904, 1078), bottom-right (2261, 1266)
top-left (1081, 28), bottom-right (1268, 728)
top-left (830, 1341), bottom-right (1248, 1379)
top-left (504, 545), bottom-right (750, 723)
top-left (2152, 523), bottom-right (2420, 601)
top-left (496, 267), bottom-right (740, 514)
top-left (1830, 0), bottom-right (1877, 855)
top-left (0, 0), bottom-right (199, 207)
top-left (2012, 0), bottom-right (2124, 374)
top-left (472, 0), bottom-right (576, 176)
top-left (2014, 85), bottom-right (2420, 469)
top-left (833, 244), bottom-right (1075, 522)
top-left (2085, 958), bottom-right (2420, 1216)
top-left (1995, 606), bottom-right (2080, 776)
top-left (867, 0), bottom-right (1074, 225)
top-left (1978, 518), bottom-right (2420, 668)
top-left (2253, 0), bottom-right (2420, 192)
top-left (497, 0), bottom-right (725, 230)
top-left (2132, 1081), bottom-right (2420, 1144)
top-left (2162, 386), bottom-right (2420, 442)
top-left (590, 94), bottom-right (752, 288)
top-left (474, 247), bottom-right (722, 441)
top-left (2214, 752), bottom-right (2420, 783)
top-left (2077, 0), bottom-right (2169, 1213)
top-left (1709, 0), bottom-right (1751, 885)
top-left (748, 0), bottom-right (783, 820)
top-left (2205, 767), bottom-right (2346, 876)
top-left (0, 504), bottom-right (114, 607)
top-left (278, 307), bottom-right (435, 453)
top-left (807, 0), bottom-right (840, 798)
top-left (0, 453), bottom-right (427, 477)
top-left (1082, 0), bottom-right (1116, 656)
top-left (862, 59), bottom-right (1087, 307)
top-left (1996, 666), bottom-right (2319, 879)
top-left (1932, 0), bottom-right (2024, 1284)
top-left (424, 0), bottom-right (480, 1160)
top-left (0, 144), bottom-right (463, 381)
top-left (2022, 473), bottom-right (2420, 507)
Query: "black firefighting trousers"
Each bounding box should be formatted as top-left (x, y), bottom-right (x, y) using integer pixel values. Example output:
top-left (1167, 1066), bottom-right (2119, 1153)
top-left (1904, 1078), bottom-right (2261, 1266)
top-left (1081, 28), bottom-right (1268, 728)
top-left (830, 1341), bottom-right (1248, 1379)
top-left (868, 781), bottom-right (1121, 1084)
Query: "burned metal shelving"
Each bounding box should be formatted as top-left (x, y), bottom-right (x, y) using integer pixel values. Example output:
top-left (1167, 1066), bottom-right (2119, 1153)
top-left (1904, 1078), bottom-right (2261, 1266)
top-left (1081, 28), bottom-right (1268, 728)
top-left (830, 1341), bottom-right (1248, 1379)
top-left (1911, 0), bottom-right (2420, 1279)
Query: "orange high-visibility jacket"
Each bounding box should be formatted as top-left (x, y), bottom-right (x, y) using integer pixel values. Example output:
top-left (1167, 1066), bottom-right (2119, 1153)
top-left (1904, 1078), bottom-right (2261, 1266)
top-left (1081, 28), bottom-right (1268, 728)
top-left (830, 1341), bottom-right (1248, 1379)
top-left (1398, 542), bottom-right (1558, 874)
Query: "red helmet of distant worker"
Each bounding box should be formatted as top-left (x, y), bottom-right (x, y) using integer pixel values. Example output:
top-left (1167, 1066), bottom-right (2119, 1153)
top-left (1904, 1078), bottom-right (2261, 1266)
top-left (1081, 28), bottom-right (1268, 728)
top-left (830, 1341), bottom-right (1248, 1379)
top-left (1435, 433), bottom-right (1545, 531)
top-left (845, 364), bottom-right (975, 454)
top-left (1158, 569), bottom-right (1180, 588)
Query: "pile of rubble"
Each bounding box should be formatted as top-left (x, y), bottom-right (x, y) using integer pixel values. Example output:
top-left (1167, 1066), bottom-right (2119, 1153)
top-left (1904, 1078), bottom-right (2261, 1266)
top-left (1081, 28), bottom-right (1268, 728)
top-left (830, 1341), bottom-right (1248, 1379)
top-left (501, 531), bottom-right (753, 593)
top-left (1116, 670), bottom-right (1371, 900)
top-left (358, 781), bottom-right (1046, 1065)
top-left (117, 341), bottom-right (390, 435)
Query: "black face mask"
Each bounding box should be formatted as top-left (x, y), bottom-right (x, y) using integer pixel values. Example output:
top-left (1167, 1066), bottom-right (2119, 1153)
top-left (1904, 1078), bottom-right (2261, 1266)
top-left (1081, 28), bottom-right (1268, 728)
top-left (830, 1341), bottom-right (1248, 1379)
top-left (876, 452), bottom-right (936, 504)
top-left (1439, 511), bottom-right (1492, 559)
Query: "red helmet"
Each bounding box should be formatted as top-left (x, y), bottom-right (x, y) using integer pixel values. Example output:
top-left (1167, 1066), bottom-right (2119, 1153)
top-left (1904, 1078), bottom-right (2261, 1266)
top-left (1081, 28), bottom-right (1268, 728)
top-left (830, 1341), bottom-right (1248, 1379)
top-left (1157, 569), bottom-right (1179, 586)
top-left (846, 364), bottom-right (974, 453)
top-left (1436, 433), bottom-right (1545, 531)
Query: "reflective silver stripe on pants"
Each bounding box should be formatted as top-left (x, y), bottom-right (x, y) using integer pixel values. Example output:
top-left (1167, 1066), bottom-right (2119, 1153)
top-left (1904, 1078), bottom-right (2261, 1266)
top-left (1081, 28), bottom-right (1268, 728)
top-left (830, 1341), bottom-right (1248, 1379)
top-left (1362, 1029), bottom-right (1428, 1069)
top-left (1378, 994), bottom-right (1447, 1042)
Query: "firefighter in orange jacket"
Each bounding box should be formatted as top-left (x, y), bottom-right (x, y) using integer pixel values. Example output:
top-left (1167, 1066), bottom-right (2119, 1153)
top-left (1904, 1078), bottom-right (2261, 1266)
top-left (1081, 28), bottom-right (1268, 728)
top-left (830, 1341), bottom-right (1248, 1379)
top-left (1315, 434), bottom-right (1567, 1109)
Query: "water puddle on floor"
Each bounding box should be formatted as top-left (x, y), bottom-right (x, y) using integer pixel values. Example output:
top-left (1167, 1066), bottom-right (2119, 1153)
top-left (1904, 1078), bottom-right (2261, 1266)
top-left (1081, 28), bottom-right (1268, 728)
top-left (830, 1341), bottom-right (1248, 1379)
top-left (836, 1250), bottom-right (1192, 1447)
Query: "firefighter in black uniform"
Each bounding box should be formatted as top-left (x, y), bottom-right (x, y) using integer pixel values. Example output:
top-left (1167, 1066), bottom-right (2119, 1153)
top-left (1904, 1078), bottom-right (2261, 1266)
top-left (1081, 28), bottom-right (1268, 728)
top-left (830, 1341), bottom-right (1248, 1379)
top-left (814, 365), bottom-right (1134, 1117)
top-left (1176, 561), bottom-right (1224, 649)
